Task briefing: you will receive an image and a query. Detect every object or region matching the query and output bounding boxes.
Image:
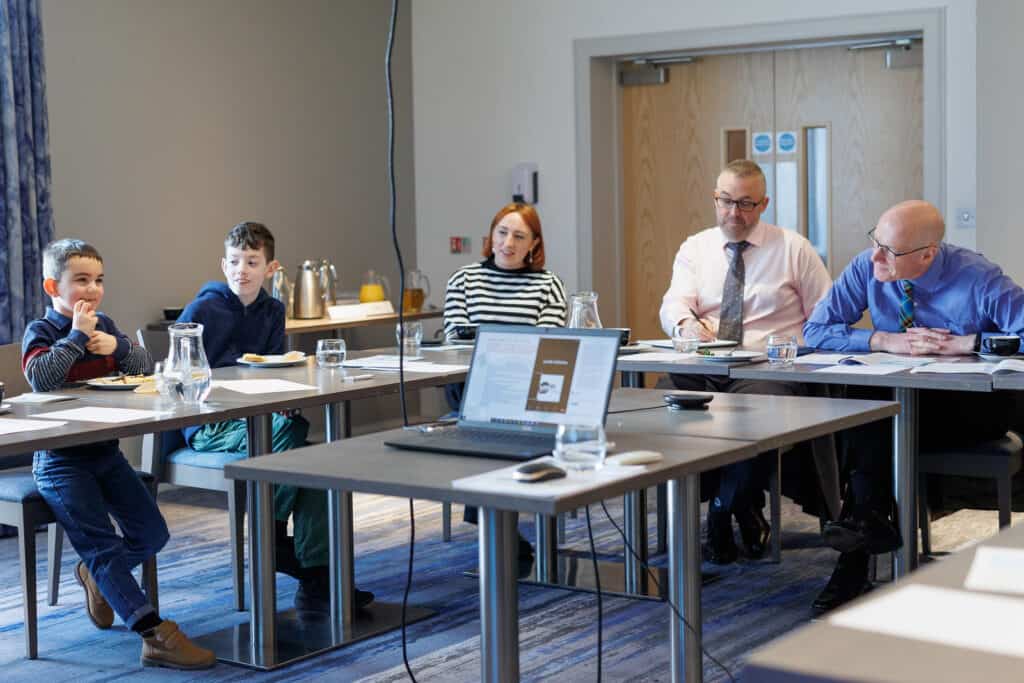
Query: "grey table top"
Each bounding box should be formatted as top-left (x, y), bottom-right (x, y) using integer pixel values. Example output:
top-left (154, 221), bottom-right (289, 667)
top-left (224, 427), bottom-right (760, 516)
top-left (744, 522), bottom-right (1024, 683)
top-left (0, 356), bottom-right (466, 457)
top-left (730, 361), bottom-right (995, 392)
top-left (992, 372), bottom-right (1024, 391)
top-left (616, 353), bottom-right (737, 377)
top-left (607, 389), bottom-right (899, 450)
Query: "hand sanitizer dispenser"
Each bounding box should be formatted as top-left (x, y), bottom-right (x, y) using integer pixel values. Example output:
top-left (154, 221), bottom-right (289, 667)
top-left (511, 163), bottom-right (538, 204)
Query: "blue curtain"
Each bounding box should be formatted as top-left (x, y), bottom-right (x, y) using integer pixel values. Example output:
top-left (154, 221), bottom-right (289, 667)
top-left (0, 0), bottom-right (52, 345)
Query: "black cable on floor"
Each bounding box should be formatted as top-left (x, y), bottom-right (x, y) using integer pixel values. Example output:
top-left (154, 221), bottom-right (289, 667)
top-left (401, 498), bottom-right (417, 682)
top-left (599, 500), bottom-right (736, 683)
top-left (584, 505), bottom-right (602, 682)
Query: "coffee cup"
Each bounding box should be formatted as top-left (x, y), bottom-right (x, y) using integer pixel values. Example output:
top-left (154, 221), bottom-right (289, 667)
top-left (988, 335), bottom-right (1021, 357)
top-left (453, 323), bottom-right (479, 341)
top-left (607, 327), bottom-right (631, 346)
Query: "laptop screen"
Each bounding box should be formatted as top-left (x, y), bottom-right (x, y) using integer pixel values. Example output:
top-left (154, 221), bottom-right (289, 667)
top-left (459, 325), bottom-right (620, 434)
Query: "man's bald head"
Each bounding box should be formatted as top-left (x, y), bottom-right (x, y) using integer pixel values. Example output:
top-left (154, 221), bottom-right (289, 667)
top-left (870, 200), bottom-right (944, 282)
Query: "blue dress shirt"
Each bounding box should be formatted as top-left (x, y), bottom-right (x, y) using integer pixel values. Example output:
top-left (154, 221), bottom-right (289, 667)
top-left (804, 244), bottom-right (1024, 352)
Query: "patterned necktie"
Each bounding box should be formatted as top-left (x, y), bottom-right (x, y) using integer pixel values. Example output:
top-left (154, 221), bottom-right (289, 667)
top-left (718, 240), bottom-right (750, 342)
top-left (899, 280), bottom-right (914, 331)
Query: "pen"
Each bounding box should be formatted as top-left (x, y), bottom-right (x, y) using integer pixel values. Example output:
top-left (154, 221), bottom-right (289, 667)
top-left (688, 307), bottom-right (714, 335)
top-left (344, 373), bottom-right (374, 382)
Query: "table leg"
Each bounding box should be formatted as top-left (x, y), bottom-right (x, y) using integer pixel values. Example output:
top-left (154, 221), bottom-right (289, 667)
top-left (621, 370), bottom-right (646, 388)
top-left (623, 490), bottom-right (648, 594)
top-left (668, 474), bottom-right (702, 683)
top-left (534, 514), bottom-right (558, 583)
top-left (893, 387), bottom-right (919, 577)
top-left (656, 484), bottom-right (668, 555)
top-left (325, 402), bottom-right (355, 636)
top-left (246, 414), bottom-right (276, 667)
top-left (479, 508), bottom-right (519, 683)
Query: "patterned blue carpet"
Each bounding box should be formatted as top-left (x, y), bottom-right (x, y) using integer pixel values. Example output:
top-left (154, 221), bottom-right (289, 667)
top-left (0, 483), bottom-right (985, 682)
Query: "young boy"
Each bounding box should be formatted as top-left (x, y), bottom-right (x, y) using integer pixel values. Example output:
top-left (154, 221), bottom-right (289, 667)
top-left (178, 221), bottom-right (373, 611)
top-left (23, 239), bottom-right (215, 670)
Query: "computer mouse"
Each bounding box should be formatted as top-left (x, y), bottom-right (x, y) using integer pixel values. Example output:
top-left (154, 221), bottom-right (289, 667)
top-left (513, 461), bottom-right (567, 482)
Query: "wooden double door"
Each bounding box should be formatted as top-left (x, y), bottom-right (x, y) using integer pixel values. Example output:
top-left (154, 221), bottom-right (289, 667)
top-left (621, 44), bottom-right (923, 340)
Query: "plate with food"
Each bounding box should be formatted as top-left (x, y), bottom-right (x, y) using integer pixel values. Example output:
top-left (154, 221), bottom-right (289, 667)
top-left (237, 351), bottom-right (307, 368)
top-left (86, 374), bottom-right (155, 390)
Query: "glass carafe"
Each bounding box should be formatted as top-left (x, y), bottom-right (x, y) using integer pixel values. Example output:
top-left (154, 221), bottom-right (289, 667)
top-left (164, 322), bottom-right (212, 404)
top-left (359, 269), bottom-right (390, 303)
top-left (567, 291), bottom-right (603, 328)
top-left (402, 269), bottom-right (431, 313)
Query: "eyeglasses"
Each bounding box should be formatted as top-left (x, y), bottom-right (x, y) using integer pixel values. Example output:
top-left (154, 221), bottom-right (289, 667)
top-left (867, 228), bottom-right (934, 258)
top-left (714, 195), bottom-right (764, 212)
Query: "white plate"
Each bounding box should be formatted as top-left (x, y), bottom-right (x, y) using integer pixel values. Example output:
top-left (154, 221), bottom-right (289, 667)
top-left (0, 403), bottom-right (10, 414)
top-left (237, 353), bottom-right (307, 368)
top-left (86, 376), bottom-right (153, 390)
top-left (697, 350), bottom-right (766, 362)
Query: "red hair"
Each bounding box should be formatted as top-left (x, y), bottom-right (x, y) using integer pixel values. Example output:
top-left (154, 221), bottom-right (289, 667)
top-left (481, 202), bottom-right (546, 271)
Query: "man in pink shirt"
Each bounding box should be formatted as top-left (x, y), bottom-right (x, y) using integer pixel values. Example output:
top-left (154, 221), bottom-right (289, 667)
top-left (660, 159), bottom-right (832, 564)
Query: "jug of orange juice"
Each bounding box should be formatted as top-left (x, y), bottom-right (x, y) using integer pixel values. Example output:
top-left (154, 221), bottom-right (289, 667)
top-left (402, 269), bottom-right (431, 313)
top-left (359, 269), bottom-right (390, 303)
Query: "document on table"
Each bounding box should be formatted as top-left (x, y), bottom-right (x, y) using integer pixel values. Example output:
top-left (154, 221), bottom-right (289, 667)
top-left (215, 379), bottom-right (317, 394)
top-left (803, 352), bottom-right (935, 367)
top-left (618, 351), bottom-right (694, 362)
top-left (6, 392), bottom-right (76, 404)
top-left (343, 355), bottom-right (468, 372)
top-left (35, 407), bottom-right (162, 423)
top-left (911, 359), bottom-right (1024, 375)
top-left (0, 418), bottom-right (68, 434)
top-left (829, 583), bottom-right (1024, 660)
top-left (812, 365), bottom-right (905, 376)
top-left (964, 546), bottom-right (1024, 595)
top-left (423, 344), bottom-right (473, 351)
top-left (451, 457), bottom-right (647, 499)
top-left (636, 339), bottom-right (736, 350)
top-left (798, 352), bottom-right (860, 365)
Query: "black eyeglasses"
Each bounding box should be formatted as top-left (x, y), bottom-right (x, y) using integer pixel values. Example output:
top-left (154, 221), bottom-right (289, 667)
top-left (867, 228), bottom-right (934, 258)
top-left (714, 195), bottom-right (764, 212)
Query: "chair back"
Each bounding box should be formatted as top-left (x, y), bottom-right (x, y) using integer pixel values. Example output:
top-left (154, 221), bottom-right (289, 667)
top-left (0, 343), bottom-right (32, 398)
top-left (136, 328), bottom-right (171, 365)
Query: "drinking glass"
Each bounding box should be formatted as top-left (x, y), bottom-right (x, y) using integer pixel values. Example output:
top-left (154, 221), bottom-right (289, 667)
top-left (766, 334), bottom-right (798, 365)
top-left (396, 321), bottom-right (423, 357)
top-left (316, 338), bottom-right (347, 368)
top-left (553, 423), bottom-right (607, 471)
top-left (672, 324), bottom-right (701, 353)
top-left (152, 361), bottom-right (171, 401)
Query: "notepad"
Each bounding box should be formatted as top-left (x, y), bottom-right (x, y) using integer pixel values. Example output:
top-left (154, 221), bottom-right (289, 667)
top-left (0, 418), bottom-right (68, 434)
top-left (6, 392), bottom-right (76, 404)
top-left (34, 407), bottom-right (161, 423)
top-left (215, 379), bottom-right (317, 394)
top-left (812, 365), bottom-right (905, 376)
top-left (911, 359), bottom-right (1024, 375)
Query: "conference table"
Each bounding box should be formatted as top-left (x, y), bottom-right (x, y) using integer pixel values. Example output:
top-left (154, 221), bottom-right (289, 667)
top-left (744, 515), bottom-right (1024, 683)
top-left (224, 389), bottom-right (897, 680)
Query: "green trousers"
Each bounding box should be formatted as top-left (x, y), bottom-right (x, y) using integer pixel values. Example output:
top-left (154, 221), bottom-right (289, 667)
top-left (190, 414), bottom-right (328, 568)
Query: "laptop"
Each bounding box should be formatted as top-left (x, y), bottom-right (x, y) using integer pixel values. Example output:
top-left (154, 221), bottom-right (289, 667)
top-left (385, 324), bottom-right (621, 460)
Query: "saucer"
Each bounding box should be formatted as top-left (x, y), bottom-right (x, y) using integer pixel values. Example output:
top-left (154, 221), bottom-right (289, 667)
top-left (976, 352), bottom-right (1024, 362)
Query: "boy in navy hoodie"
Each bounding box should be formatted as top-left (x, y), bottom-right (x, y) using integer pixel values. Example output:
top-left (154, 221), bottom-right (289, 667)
top-left (24, 238), bottom-right (215, 669)
top-left (178, 222), bottom-right (372, 611)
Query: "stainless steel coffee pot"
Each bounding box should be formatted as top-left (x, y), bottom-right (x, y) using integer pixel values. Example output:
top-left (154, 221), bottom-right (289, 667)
top-left (271, 269), bottom-right (293, 318)
top-left (293, 260), bottom-right (325, 319)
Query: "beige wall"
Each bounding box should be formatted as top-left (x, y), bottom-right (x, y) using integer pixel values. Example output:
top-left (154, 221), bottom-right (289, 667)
top-left (977, 0), bottom-right (1024, 284)
top-left (41, 0), bottom-right (415, 334)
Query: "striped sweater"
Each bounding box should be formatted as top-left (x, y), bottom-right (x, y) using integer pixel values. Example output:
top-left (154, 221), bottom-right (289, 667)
top-left (443, 258), bottom-right (568, 337)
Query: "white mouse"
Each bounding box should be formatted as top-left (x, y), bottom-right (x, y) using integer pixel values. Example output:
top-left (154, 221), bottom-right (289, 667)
top-left (607, 450), bottom-right (664, 466)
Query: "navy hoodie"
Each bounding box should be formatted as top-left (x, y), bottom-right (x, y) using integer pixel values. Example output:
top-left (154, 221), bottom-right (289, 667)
top-left (177, 281), bottom-right (285, 442)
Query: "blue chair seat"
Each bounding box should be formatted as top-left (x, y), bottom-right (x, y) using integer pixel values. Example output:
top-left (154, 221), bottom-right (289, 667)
top-left (165, 448), bottom-right (247, 469)
top-left (0, 472), bottom-right (44, 503)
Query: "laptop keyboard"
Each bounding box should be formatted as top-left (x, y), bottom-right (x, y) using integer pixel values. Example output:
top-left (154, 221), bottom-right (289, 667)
top-left (456, 428), bottom-right (553, 448)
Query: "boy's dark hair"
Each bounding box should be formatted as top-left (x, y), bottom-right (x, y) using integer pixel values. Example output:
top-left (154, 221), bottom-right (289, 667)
top-left (225, 221), bottom-right (275, 261)
top-left (43, 239), bottom-right (103, 280)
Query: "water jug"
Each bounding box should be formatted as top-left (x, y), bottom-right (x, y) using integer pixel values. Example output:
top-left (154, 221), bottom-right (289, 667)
top-left (293, 260), bottom-right (325, 319)
top-left (567, 291), bottom-right (603, 328)
top-left (319, 260), bottom-right (339, 307)
top-left (359, 269), bottom-right (390, 303)
top-left (164, 323), bottom-right (212, 405)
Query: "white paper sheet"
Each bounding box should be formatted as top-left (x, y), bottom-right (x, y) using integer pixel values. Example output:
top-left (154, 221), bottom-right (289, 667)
top-left (910, 362), bottom-right (996, 375)
top-left (829, 584), bottom-right (1024, 660)
top-left (618, 351), bottom-right (694, 362)
top-left (451, 457), bottom-right (648, 498)
top-left (35, 407), bottom-right (161, 423)
top-left (0, 418), bottom-right (68, 434)
top-left (797, 353), bottom-right (856, 365)
top-left (964, 546), bottom-right (1024, 595)
top-left (812, 365), bottom-right (905, 376)
top-left (635, 339), bottom-right (736, 349)
top-left (342, 355), bottom-right (467, 373)
top-left (842, 352), bottom-right (935, 367)
top-left (423, 344), bottom-right (473, 351)
top-left (215, 379), bottom-right (317, 394)
top-left (6, 392), bottom-right (76, 404)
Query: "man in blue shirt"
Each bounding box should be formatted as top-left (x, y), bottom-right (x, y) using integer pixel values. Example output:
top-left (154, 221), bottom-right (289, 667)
top-left (804, 200), bottom-right (1024, 611)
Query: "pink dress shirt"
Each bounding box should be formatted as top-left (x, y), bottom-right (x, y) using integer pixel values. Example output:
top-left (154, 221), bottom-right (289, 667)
top-left (659, 222), bottom-right (832, 348)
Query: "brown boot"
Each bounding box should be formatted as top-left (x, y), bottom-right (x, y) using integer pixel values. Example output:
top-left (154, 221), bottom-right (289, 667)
top-left (140, 620), bottom-right (216, 670)
top-left (75, 561), bottom-right (113, 629)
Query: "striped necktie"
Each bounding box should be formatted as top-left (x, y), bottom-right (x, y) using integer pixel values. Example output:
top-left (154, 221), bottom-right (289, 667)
top-left (899, 280), bottom-right (914, 331)
top-left (718, 240), bottom-right (750, 342)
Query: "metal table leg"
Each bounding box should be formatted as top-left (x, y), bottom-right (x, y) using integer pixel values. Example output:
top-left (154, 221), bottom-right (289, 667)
top-left (621, 370), bottom-right (646, 388)
top-left (656, 484), bottom-right (668, 555)
top-left (534, 514), bottom-right (558, 583)
top-left (246, 414), bottom-right (276, 668)
top-left (325, 402), bottom-right (355, 636)
top-left (479, 508), bottom-right (519, 683)
top-left (893, 387), bottom-right (919, 578)
top-left (668, 474), bottom-right (702, 683)
top-left (623, 490), bottom-right (648, 594)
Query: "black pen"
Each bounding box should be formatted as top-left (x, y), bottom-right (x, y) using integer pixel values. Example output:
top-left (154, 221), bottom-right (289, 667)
top-left (688, 307), bottom-right (714, 336)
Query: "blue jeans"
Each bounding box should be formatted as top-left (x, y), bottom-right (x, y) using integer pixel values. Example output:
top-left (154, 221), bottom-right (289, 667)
top-left (33, 449), bottom-right (169, 628)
